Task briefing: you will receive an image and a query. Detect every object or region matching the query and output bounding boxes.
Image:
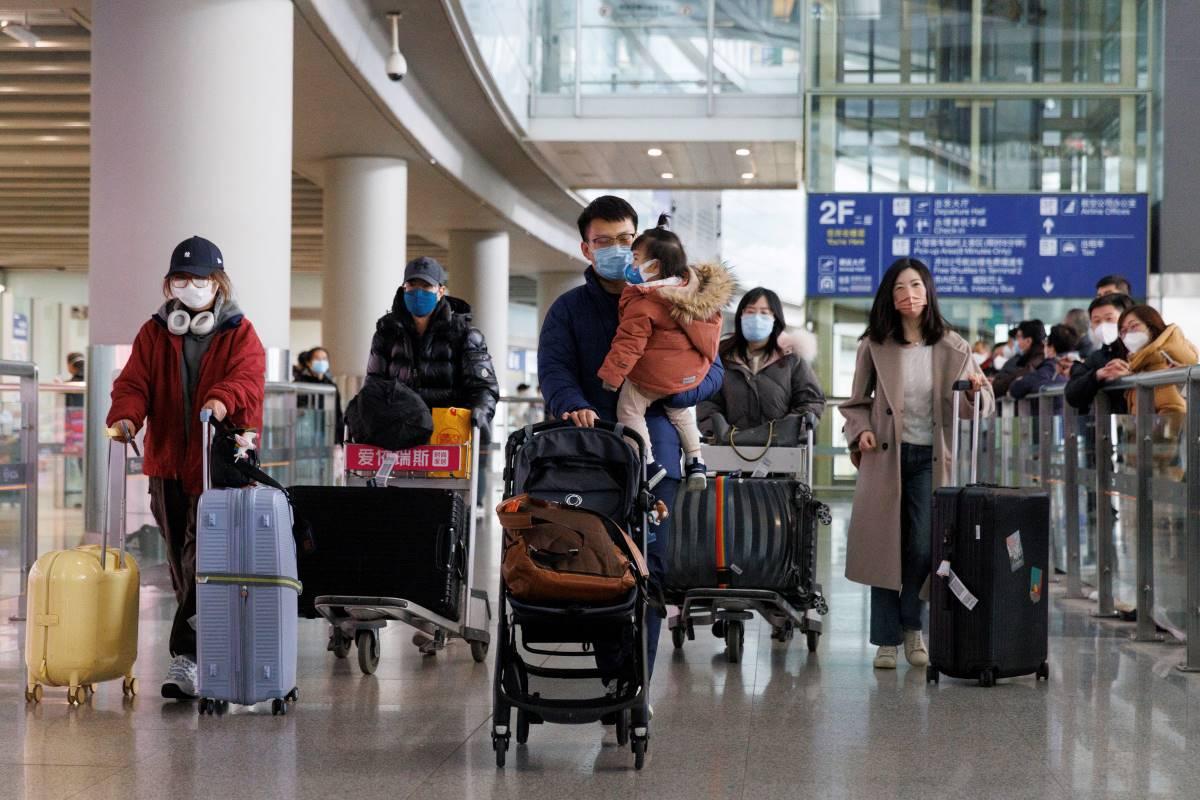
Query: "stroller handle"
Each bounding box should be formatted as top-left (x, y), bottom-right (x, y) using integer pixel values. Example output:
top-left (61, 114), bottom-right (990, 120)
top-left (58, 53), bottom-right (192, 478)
top-left (518, 418), bottom-right (646, 462)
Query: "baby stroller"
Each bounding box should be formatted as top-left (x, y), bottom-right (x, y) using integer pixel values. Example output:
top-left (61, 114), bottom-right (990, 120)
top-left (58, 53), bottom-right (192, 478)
top-left (492, 420), bottom-right (654, 770)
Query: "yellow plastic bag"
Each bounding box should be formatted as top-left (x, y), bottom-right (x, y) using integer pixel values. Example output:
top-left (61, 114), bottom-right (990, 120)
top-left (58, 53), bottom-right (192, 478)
top-left (430, 407), bottom-right (471, 478)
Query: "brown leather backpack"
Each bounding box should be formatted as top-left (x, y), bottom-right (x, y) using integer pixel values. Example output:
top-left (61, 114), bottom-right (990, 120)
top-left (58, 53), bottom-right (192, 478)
top-left (497, 495), bottom-right (648, 604)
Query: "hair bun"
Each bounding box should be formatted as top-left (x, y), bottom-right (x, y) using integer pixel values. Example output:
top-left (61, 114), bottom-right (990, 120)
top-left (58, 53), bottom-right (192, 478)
top-left (656, 213), bottom-right (671, 229)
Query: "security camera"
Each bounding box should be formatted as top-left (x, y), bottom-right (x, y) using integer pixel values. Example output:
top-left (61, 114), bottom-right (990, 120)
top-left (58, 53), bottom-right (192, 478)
top-left (386, 12), bottom-right (406, 82)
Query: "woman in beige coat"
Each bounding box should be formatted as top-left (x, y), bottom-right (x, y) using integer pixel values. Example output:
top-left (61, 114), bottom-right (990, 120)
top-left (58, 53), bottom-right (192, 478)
top-left (840, 258), bottom-right (994, 670)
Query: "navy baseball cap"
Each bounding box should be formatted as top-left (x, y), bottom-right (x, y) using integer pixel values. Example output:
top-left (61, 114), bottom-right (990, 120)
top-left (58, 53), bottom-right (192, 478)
top-left (167, 235), bottom-right (224, 277)
top-left (403, 256), bottom-right (447, 287)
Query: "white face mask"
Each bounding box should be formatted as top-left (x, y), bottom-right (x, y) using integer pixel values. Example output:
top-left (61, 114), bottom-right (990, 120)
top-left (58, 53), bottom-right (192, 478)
top-left (1121, 331), bottom-right (1150, 355)
top-left (172, 283), bottom-right (217, 311)
top-left (992, 355), bottom-right (1008, 371)
top-left (972, 352), bottom-right (987, 366)
top-left (1090, 321), bottom-right (1119, 349)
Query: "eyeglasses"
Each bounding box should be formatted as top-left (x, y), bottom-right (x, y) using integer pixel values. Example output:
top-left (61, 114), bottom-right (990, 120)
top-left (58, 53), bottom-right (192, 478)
top-left (589, 233), bottom-right (635, 248)
top-left (169, 276), bottom-right (212, 289)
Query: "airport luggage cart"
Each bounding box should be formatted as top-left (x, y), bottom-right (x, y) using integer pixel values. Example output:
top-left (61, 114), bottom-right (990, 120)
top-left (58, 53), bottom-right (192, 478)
top-left (668, 424), bottom-right (831, 662)
top-left (313, 430), bottom-right (492, 672)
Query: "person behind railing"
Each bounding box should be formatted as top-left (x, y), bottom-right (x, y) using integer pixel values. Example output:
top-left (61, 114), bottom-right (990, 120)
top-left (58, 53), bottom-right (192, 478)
top-left (841, 257), bottom-right (994, 671)
top-left (294, 346), bottom-right (343, 445)
top-left (64, 352), bottom-right (85, 409)
top-left (1010, 324), bottom-right (1079, 405)
top-left (1063, 308), bottom-right (1093, 359)
top-left (981, 342), bottom-right (1008, 376)
top-left (1096, 274), bottom-right (1134, 298)
top-left (107, 235), bottom-right (266, 702)
top-left (1065, 292), bottom-right (1136, 414)
top-left (992, 320), bottom-right (1046, 399)
top-left (696, 286), bottom-right (825, 443)
top-left (1118, 305), bottom-right (1198, 449)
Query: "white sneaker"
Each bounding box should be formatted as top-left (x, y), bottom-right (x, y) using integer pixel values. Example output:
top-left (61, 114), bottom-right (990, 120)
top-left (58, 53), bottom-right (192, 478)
top-left (904, 630), bottom-right (929, 667)
top-left (873, 646), bottom-right (898, 670)
top-left (161, 655), bottom-right (198, 700)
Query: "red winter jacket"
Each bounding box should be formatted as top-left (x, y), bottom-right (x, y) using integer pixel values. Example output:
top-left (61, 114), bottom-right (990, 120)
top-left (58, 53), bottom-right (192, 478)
top-left (598, 262), bottom-right (735, 396)
top-left (107, 314), bottom-right (266, 496)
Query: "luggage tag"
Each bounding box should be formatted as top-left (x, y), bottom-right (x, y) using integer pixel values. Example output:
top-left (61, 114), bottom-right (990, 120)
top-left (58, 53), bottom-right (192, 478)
top-left (937, 560), bottom-right (978, 611)
top-left (1030, 566), bottom-right (1043, 604)
top-left (751, 455), bottom-right (772, 479)
top-left (373, 451), bottom-right (398, 485)
top-left (1005, 531), bottom-right (1025, 572)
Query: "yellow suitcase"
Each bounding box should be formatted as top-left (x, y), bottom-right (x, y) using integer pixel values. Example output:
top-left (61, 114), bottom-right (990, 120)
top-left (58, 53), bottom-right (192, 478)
top-left (429, 407), bottom-right (472, 478)
top-left (25, 437), bottom-right (139, 705)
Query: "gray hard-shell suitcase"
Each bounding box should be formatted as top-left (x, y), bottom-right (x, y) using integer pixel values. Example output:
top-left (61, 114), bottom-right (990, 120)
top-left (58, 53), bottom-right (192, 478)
top-left (195, 411), bottom-right (300, 715)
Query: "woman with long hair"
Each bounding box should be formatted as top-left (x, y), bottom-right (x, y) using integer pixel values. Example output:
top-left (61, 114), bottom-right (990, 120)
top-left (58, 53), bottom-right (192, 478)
top-left (840, 258), bottom-right (994, 670)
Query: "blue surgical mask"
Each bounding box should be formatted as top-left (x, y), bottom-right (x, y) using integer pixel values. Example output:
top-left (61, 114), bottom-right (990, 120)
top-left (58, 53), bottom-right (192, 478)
top-left (593, 245), bottom-right (633, 281)
top-left (742, 314), bottom-right (775, 343)
top-left (623, 258), bottom-right (658, 286)
top-left (403, 288), bottom-right (439, 317)
top-left (310, 359), bottom-right (329, 376)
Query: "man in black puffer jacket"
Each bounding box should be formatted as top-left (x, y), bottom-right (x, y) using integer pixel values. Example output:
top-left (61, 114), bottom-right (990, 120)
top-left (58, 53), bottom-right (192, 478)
top-left (365, 257), bottom-right (499, 435)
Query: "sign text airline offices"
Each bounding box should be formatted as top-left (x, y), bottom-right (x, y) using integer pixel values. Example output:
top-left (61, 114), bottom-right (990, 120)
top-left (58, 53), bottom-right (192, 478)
top-left (807, 193), bottom-right (1148, 299)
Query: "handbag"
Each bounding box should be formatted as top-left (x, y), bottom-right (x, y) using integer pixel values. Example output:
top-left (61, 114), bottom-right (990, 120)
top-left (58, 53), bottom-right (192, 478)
top-left (497, 495), bottom-right (647, 605)
top-left (710, 414), bottom-right (803, 462)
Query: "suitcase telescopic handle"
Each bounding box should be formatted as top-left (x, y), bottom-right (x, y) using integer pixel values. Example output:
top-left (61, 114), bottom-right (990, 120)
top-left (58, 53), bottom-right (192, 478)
top-left (101, 423), bottom-right (131, 570)
top-left (950, 379), bottom-right (982, 487)
top-left (200, 409), bottom-right (214, 494)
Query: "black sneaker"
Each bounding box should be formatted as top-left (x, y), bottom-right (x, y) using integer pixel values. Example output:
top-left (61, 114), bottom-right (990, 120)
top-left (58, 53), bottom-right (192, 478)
top-left (685, 458), bottom-right (707, 492)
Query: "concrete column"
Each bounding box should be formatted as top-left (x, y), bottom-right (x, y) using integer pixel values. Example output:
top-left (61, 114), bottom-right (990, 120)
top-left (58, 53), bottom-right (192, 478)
top-left (89, 0), bottom-right (294, 351)
top-left (448, 230), bottom-right (510, 390)
top-left (321, 158), bottom-right (408, 381)
top-left (536, 270), bottom-right (586, 333)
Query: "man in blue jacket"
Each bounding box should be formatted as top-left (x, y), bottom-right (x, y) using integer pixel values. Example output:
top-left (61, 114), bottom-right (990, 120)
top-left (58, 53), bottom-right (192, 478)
top-left (538, 195), bottom-right (724, 682)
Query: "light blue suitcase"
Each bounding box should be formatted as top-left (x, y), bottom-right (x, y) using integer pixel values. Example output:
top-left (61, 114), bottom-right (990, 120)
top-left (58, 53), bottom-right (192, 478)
top-left (195, 412), bottom-right (300, 715)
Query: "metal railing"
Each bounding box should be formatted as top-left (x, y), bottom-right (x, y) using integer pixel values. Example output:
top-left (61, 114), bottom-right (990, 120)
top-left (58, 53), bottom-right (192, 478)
top-left (980, 367), bottom-right (1200, 673)
top-left (0, 361), bottom-right (39, 620)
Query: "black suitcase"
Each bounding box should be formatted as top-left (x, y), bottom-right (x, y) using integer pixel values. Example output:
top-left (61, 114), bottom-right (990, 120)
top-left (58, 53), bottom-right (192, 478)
top-left (927, 382), bottom-right (1051, 687)
top-left (666, 476), bottom-right (819, 595)
top-left (288, 485), bottom-right (466, 621)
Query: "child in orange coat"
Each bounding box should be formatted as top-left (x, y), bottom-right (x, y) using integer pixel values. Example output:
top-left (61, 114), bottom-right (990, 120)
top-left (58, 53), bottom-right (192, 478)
top-left (598, 216), bottom-right (735, 491)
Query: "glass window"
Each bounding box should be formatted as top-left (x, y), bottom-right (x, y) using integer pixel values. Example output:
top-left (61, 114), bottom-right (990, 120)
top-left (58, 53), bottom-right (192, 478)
top-left (578, 1), bottom-right (710, 95)
top-left (536, 0), bottom-right (576, 94)
top-left (712, 0), bottom-right (802, 94)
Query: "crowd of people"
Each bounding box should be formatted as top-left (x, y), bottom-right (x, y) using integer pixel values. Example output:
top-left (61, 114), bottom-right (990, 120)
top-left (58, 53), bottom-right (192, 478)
top-left (106, 197), bottom-right (1192, 698)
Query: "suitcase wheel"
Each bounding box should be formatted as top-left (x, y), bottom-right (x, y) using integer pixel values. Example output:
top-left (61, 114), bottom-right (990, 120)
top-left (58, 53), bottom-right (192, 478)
top-left (671, 625), bottom-right (686, 650)
top-left (925, 666), bottom-right (939, 684)
top-left (272, 698), bottom-right (288, 716)
top-left (122, 677), bottom-right (138, 698)
top-left (24, 684), bottom-right (43, 704)
top-left (66, 686), bottom-right (88, 706)
top-left (979, 668), bottom-right (996, 688)
top-left (1036, 661), bottom-right (1049, 681)
top-left (286, 687), bottom-right (299, 704)
top-left (470, 640), bottom-right (489, 664)
top-left (357, 629), bottom-right (381, 675)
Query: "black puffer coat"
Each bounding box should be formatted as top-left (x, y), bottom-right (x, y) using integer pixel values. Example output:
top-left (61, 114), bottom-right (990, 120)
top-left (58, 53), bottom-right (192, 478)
top-left (365, 292), bottom-right (499, 434)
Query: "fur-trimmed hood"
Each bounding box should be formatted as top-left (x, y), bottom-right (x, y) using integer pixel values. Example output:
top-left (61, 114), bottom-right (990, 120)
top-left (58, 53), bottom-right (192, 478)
top-left (637, 261), bottom-right (736, 324)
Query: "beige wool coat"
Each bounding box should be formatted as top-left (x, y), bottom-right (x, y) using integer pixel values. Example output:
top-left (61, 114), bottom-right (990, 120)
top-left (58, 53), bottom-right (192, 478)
top-left (839, 331), bottom-right (995, 591)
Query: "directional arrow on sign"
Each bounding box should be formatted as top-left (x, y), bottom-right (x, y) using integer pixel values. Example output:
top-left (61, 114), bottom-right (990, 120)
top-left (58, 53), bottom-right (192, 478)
top-left (1042, 218), bottom-right (1055, 234)
top-left (895, 218), bottom-right (907, 234)
top-left (1042, 275), bottom-right (1055, 294)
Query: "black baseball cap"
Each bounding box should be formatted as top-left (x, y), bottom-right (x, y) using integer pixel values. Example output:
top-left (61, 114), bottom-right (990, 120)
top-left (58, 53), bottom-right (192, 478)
top-left (403, 256), bottom-right (447, 287)
top-left (167, 235), bottom-right (225, 278)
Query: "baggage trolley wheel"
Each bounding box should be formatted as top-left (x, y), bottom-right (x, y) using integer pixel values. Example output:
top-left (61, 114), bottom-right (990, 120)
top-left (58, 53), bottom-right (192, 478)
top-left (1036, 661), bottom-right (1050, 681)
top-left (272, 698), bottom-right (287, 716)
top-left (711, 619), bottom-right (726, 639)
top-left (926, 666), bottom-right (939, 684)
top-left (979, 668), bottom-right (996, 688)
top-left (616, 709), bottom-right (630, 747)
top-left (329, 627), bottom-right (352, 659)
top-left (25, 684), bottom-right (43, 704)
top-left (806, 630), bottom-right (820, 653)
top-left (356, 629), bottom-right (381, 675)
top-left (725, 620), bottom-right (745, 664)
top-left (470, 640), bottom-right (489, 664)
top-left (286, 687), bottom-right (299, 704)
top-left (671, 625), bottom-right (686, 650)
top-left (492, 733), bottom-right (509, 768)
top-left (632, 737), bottom-right (647, 770)
top-left (122, 677), bottom-right (138, 697)
top-left (516, 710), bottom-right (529, 745)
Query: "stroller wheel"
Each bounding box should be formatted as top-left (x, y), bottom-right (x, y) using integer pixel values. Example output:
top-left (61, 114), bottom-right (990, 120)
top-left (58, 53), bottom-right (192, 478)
top-left (470, 640), bottom-right (489, 663)
top-left (806, 630), bottom-right (820, 653)
top-left (671, 625), bottom-right (686, 650)
top-left (632, 738), bottom-right (647, 770)
top-left (615, 710), bottom-right (630, 747)
top-left (516, 710), bottom-right (530, 745)
top-left (493, 733), bottom-right (509, 767)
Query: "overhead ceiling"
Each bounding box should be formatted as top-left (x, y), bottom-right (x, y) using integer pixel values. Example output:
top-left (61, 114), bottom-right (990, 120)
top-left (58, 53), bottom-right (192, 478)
top-left (533, 140), bottom-right (800, 190)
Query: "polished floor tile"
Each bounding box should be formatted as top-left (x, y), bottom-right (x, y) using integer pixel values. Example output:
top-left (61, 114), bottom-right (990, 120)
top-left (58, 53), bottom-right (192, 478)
top-left (2, 501), bottom-right (1199, 800)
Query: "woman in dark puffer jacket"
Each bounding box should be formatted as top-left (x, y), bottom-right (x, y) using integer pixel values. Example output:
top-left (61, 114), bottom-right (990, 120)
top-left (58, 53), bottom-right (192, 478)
top-left (697, 287), bottom-right (825, 436)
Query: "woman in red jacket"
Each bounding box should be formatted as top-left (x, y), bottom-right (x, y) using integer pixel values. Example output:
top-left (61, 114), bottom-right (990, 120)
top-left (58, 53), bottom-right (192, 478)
top-left (108, 236), bottom-right (266, 701)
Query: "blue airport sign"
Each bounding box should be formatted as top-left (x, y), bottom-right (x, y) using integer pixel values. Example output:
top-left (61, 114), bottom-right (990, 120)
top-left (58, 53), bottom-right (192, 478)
top-left (807, 193), bottom-right (1148, 299)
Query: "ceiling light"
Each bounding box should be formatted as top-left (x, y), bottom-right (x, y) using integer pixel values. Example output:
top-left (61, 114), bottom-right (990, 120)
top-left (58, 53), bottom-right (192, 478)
top-left (741, 172), bottom-right (755, 180)
top-left (735, 148), bottom-right (751, 157)
top-left (660, 172), bottom-right (674, 180)
top-left (0, 20), bottom-right (39, 47)
top-left (647, 147), bottom-right (663, 157)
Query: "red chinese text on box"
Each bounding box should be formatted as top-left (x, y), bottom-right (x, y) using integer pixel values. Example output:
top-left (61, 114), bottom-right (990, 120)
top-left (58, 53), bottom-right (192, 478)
top-left (345, 444), bottom-right (463, 473)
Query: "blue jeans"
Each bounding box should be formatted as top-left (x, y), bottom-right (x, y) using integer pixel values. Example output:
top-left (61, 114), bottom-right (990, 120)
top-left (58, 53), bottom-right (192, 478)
top-left (870, 444), bottom-right (933, 647)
